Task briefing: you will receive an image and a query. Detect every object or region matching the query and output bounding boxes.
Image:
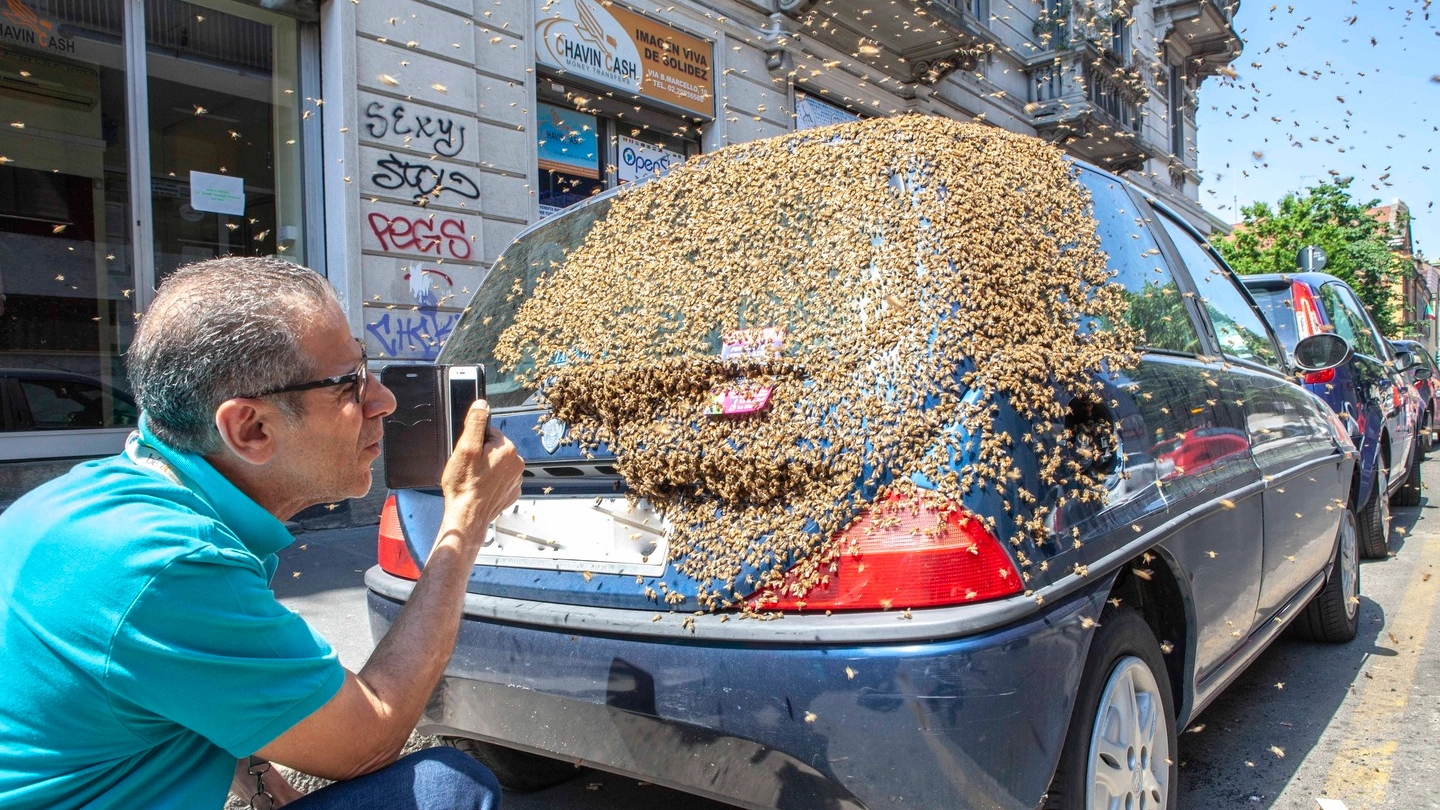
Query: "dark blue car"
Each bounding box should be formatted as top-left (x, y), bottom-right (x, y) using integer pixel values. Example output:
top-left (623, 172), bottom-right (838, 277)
top-left (1390, 338), bottom-right (1438, 454)
top-left (1243, 273), bottom-right (1422, 558)
top-left (367, 132), bottom-right (1358, 809)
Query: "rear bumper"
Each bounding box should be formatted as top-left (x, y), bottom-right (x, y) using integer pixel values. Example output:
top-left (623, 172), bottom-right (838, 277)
top-left (367, 568), bottom-right (1108, 810)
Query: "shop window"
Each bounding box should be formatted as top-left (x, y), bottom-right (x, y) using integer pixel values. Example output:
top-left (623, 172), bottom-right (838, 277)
top-left (537, 102), bottom-right (603, 219)
top-left (0, 0), bottom-right (317, 456)
top-left (0, 0), bottom-right (136, 430)
top-left (146, 0), bottom-right (306, 282)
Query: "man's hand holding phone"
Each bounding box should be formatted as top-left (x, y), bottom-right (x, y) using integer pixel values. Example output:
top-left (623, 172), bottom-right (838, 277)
top-left (441, 399), bottom-right (523, 547)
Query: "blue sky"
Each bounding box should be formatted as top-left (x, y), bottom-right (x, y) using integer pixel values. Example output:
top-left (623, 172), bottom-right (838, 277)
top-left (1194, 0), bottom-right (1438, 259)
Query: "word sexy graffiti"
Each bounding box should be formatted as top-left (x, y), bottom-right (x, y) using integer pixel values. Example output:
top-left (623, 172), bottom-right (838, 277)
top-left (363, 100), bottom-right (466, 158)
top-left (367, 213), bottom-right (473, 261)
top-left (371, 153), bottom-right (481, 203)
top-left (367, 308), bottom-right (462, 360)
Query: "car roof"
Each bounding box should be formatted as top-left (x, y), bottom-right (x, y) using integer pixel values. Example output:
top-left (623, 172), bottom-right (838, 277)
top-left (0, 368), bottom-right (110, 382)
top-left (504, 151), bottom-right (1134, 250)
top-left (1239, 271), bottom-right (1343, 290)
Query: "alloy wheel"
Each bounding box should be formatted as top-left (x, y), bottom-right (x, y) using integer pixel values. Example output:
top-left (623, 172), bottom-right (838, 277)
top-left (1087, 656), bottom-right (1171, 810)
top-left (1339, 510), bottom-right (1359, 622)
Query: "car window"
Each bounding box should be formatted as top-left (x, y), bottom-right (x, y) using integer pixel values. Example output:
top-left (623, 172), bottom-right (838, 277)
top-left (1078, 173), bottom-right (1201, 354)
top-left (18, 378), bottom-right (137, 430)
top-left (1154, 215), bottom-right (1283, 371)
top-left (1244, 285), bottom-right (1301, 354)
top-left (1319, 283), bottom-right (1384, 359)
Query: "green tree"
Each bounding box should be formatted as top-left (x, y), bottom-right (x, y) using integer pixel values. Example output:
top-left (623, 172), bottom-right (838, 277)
top-left (1216, 179), bottom-right (1408, 336)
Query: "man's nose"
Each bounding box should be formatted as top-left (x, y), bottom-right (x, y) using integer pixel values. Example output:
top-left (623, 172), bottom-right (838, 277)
top-left (366, 374), bottom-right (398, 419)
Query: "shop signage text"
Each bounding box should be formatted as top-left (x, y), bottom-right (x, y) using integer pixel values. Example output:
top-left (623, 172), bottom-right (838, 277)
top-left (2, 0), bottom-right (75, 53)
top-left (535, 0), bottom-right (713, 118)
top-left (618, 135), bottom-right (683, 185)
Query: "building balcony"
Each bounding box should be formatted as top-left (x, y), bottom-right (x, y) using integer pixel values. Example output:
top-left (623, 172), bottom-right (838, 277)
top-left (1153, 0), bottom-right (1243, 77)
top-left (767, 0), bottom-right (1005, 85)
top-left (1024, 44), bottom-right (1156, 172)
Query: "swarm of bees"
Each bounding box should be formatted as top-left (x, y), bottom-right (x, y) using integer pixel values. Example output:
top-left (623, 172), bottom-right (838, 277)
top-left (496, 116), bottom-right (1139, 614)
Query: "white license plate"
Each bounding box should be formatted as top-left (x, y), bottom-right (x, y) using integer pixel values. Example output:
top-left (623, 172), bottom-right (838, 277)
top-left (479, 496), bottom-right (669, 576)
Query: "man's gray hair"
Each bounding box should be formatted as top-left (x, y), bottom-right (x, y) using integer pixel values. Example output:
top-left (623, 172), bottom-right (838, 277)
top-left (128, 256), bottom-right (342, 455)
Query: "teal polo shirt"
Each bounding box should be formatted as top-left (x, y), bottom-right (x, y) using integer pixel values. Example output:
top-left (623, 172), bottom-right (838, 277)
top-left (0, 417), bottom-right (345, 809)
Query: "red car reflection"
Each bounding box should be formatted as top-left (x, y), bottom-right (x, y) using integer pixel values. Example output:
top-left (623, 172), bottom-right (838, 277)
top-left (1153, 426), bottom-right (1251, 479)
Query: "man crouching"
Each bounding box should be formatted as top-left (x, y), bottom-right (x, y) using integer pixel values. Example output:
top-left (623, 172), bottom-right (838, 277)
top-left (0, 257), bottom-right (523, 809)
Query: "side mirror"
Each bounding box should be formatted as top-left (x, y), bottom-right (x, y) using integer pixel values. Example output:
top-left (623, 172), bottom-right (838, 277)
top-left (1393, 349), bottom-right (1416, 372)
top-left (1415, 365), bottom-right (1434, 381)
top-left (1294, 333), bottom-right (1352, 373)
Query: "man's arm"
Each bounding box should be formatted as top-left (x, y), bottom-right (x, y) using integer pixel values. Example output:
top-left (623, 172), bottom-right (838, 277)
top-left (253, 400), bottom-right (522, 781)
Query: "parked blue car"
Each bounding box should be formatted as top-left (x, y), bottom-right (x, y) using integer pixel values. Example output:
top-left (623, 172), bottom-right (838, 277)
top-left (368, 140), bottom-right (1358, 809)
top-left (1243, 273), bottom-right (1423, 557)
top-left (1390, 338), bottom-right (1438, 454)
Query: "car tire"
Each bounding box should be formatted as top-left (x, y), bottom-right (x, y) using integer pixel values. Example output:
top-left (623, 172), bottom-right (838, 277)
top-left (1043, 608), bottom-right (1177, 810)
top-left (1392, 446), bottom-right (1423, 507)
top-left (440, 736), bottom-right (579, 792)
top-left (1358, 464), bottom-right (1391, 559)
top-left (1292, 509), bottom-right (1360, 643)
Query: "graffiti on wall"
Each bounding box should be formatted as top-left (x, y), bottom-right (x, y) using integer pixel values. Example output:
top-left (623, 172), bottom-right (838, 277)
top-left (370, 152), bottom-right (481, 203)
top-left (404, 263), bottom-right (456, 308)
top-left (362, 100), bottom-right (467, 158)
top-left (366, 307), bottom-right (462, 360)
top-left (366, 212), bottom-right (473, 260)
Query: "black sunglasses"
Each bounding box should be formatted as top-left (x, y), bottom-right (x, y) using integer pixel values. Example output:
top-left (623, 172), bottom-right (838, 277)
top-left (243, 340), bottom-right (368, 404)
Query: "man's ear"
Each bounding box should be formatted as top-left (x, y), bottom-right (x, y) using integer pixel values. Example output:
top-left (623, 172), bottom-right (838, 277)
top-left (213, 398), bottom-right (279, 466)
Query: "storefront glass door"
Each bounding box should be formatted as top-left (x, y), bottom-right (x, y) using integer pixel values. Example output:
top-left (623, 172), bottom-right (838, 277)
top-left (0, 0), bottom-right (315, 459)
top-left (0, 0), bottom-right (138, 439)
top-left (145, 0), bottom-right (304, 282)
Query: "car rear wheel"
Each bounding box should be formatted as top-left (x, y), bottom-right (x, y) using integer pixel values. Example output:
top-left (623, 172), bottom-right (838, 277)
top-left (440, 736), bottom-right (579, 792)
top-left (1391, 446), bottom-right (1423, 507)
top-left (1358, 464), bottom-right (1391, 559)
top-left (1292, 509), bottom-right (1360, 642)
top-left (1044, 608), bottom-right (1177, 810)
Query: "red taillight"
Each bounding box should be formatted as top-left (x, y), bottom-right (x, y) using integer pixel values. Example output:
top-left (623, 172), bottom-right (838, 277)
top-left (1292, 281), bottom-right (1324, 339)
top-left (749, 493), bottom-right (1023, 612)
top-left (1304, 367), bottom-right (1336, 385)
top-left (378, 495), bottom-right (422, 580)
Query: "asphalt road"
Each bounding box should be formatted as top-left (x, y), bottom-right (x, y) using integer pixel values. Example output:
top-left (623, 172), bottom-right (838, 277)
top-left (276, 458), bottom-right (1440, 810)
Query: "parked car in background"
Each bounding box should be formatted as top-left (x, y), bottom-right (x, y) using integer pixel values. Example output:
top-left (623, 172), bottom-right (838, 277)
top-left (0, 369), bottom-right (137, 432)
top-left (369, 131), bottom-right (1360, 810)
top-left (1243, 273), bottom-right (1422, 556)
top-left (1391, 338), bottom-right (1438, 454)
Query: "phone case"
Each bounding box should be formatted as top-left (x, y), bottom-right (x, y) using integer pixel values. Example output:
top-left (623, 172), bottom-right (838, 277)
top-left (381, 364), bottom-right (448, 490)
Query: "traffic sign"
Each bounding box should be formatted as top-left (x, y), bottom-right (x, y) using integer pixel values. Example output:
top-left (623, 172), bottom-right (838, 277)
top-left (1297, 245), bottom-right (1328, 272)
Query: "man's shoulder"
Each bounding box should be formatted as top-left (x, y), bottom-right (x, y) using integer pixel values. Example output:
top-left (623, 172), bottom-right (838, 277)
top-left (0, 454), bottom-right (241, 567)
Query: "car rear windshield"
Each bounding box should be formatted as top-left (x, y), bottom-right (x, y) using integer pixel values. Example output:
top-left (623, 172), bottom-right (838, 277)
top-left (1244, 285), bottom-right (1301, 354)
top-left (439, 196), bottom-right (617, 408)
top-left (440, 166), bottom-right (1135, 408)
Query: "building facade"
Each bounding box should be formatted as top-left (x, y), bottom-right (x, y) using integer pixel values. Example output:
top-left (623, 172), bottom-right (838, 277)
top-left (0, 0), bottom-right (1241, 518)
top-left (1371, 200), bottom-right (1437, 356)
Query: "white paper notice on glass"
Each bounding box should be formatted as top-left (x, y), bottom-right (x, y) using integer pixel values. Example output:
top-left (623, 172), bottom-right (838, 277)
top-left (190, 171), bottom-right (245, 216)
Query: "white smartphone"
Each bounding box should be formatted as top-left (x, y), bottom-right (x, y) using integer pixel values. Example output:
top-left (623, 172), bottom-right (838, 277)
top-left (445, 364), bottom-right (485, 449)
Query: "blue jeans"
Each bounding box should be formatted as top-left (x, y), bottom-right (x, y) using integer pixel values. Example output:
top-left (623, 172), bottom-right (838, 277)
top-left (284, 747), bottom-right (501, 810)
